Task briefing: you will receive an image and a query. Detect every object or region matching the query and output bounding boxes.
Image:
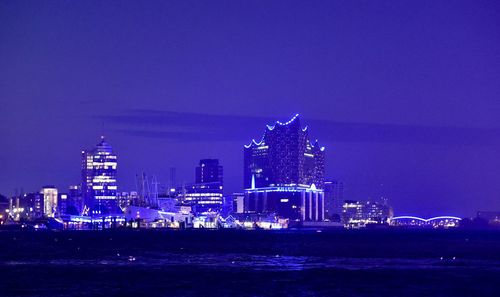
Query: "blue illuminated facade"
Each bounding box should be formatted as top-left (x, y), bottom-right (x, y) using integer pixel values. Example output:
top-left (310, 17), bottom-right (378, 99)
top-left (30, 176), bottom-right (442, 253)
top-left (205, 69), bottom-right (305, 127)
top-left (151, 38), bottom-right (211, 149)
top-left (81, 137), bottom-right (118, 215)
top-left (243, 114), bottom-right (325, 222)
top-left (244, 114), bottom-right (325, 189)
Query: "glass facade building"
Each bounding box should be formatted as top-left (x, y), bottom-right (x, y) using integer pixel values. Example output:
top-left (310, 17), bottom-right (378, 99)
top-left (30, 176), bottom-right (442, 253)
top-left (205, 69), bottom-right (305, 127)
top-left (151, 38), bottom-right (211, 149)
top-left (243, 114), bottom-right (326, 221)
top-left (244, 114), bottom-right (325, 189)
top-left (81, 137), bottom-right (118, 215)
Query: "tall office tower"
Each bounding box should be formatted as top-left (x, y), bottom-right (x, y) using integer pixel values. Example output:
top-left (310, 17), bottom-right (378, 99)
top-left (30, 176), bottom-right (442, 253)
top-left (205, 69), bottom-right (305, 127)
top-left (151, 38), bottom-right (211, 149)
top-left (243, 114), bottom-right (326, 222)
top-left (324, 180), bottom-right (344, 221)
top-left (81, 136), bottom-right (118, 215)
top-left (41, 186), bottom-right (58, 218)
top-left (195, 159), bottom-right (223, 184)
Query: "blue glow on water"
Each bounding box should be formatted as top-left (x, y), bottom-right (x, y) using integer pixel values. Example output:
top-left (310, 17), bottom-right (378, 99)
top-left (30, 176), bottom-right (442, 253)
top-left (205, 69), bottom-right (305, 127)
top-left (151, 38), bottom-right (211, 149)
top-left (3, 253), bottom-right (498, 271)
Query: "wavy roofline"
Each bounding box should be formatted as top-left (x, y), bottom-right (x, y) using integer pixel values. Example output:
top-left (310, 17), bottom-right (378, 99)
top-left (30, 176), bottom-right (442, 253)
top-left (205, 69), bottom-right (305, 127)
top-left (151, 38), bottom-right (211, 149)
top-left (244, 113), bottom-right (325, 151)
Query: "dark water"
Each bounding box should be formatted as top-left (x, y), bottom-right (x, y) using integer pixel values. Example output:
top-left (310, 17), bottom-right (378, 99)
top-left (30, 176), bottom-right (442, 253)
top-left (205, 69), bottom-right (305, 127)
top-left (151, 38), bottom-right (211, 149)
top-left (1, 229), bottom-right (499, 296)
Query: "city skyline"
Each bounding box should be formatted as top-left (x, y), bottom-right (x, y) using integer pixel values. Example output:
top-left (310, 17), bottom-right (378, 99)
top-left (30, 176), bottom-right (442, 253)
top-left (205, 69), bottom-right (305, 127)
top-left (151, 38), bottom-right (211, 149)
top-left (2, 2), bottom-right (500, 296)
top-left (0, 113), bottom-right (490, 219)
top-left (2, 1), bottom-right (500, 218)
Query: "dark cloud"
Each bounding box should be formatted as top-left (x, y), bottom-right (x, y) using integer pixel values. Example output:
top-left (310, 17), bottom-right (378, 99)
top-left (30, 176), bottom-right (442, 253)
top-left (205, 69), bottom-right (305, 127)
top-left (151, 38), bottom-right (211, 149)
top-left (97, 109), bottom-right (500, 146)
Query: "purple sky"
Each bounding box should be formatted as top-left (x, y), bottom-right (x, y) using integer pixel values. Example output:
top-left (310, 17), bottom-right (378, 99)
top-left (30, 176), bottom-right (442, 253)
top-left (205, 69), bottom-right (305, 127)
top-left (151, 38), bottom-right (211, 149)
top-left (1, 0), bottom-right (500, 217)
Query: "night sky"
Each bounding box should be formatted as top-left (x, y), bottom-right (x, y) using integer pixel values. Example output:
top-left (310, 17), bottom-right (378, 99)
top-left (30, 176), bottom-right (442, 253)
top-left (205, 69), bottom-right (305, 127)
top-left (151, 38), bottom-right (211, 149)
top-left (1, 0), bottom-right (500, 217)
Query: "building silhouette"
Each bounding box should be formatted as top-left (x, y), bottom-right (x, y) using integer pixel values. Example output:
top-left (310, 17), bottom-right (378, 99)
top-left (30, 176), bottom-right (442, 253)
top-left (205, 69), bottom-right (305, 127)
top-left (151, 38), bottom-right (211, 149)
top-left (324, 180), bottom-right (344, 221)
top-left (195, 159), bottom-right (223, 184)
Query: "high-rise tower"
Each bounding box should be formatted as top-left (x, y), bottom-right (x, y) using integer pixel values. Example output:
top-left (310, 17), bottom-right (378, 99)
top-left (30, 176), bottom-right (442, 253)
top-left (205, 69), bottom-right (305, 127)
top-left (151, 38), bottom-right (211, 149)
top-left (81, 136), bottom-right (118, 215)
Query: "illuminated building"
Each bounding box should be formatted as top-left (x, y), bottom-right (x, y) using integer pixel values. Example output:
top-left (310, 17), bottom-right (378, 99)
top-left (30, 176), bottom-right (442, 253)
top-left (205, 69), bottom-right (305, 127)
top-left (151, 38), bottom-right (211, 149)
top-left (324, 180), bottom-right (344, 221)
top-left (244, 114), bottom-right (325, 189)
top-left (176, 182), bottom-right (223, 214)
top-left (81, 136), bottom-right (118, 215)
top-left (195, 159), bottom-right (223, 184)
top-left (245, 185), bottom-right (324, 221)
top-left (41, 186), bottom-right (58, 218)
top-left (342, 200), bottom-right (393, 228)
top-left (172, 159), bottom-right (224, 214)
top-left (243, 114), bottom-right (325, 222)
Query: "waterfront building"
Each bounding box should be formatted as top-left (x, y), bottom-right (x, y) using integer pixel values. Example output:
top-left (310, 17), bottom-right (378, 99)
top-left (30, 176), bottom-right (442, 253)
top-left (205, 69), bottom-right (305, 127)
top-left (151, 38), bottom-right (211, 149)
top-left (41, 186), bottom-right (58, 218)
top-left (175, 182), bottom-right (223, 214)
top-left (195, 159), bottom-right (223, 184)
top-left (243, 114), bottom-right (325, 222)
top-left (324, 180), bottom-right (344, 221)
top-left (81, 136), bottom-right (118, 215)
top-left (342, 200), bottom-right (393, 228)
top-left (171, 159), bottom-right (225, 214)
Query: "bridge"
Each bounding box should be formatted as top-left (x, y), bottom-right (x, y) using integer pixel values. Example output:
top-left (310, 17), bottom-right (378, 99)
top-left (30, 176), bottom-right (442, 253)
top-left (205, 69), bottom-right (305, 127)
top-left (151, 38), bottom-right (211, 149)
top-left (390, 216), bottom-right (462, 228)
